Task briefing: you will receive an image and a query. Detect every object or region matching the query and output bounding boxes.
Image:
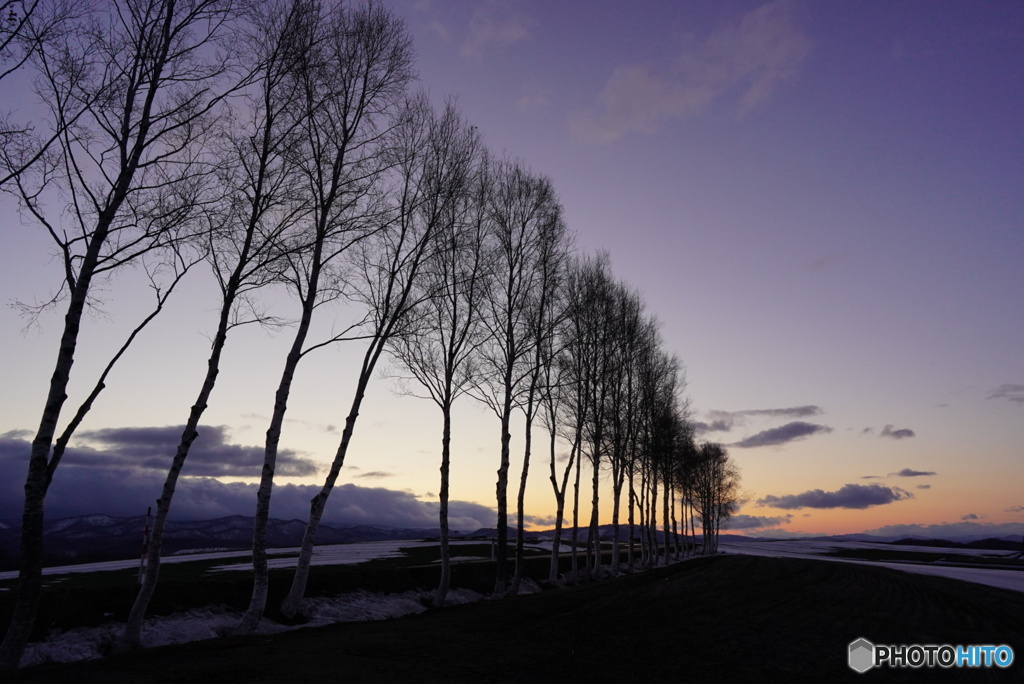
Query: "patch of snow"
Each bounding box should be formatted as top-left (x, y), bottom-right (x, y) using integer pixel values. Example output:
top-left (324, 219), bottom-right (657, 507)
top-left (718, 539), bottom-right (1024, 593)
top-left (19, 587), bottom-right (488, 668)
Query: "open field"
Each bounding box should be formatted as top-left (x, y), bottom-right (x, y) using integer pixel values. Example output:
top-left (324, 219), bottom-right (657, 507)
top-left (5, 551), bottom-right (1024, 682)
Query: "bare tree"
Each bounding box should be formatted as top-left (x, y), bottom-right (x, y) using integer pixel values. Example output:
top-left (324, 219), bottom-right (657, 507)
top-left (278, 89), bottom-right (463, 619)
top-left (239, 0), bottom-right (416, 629)
top-left (122, 0), bottom-right (315, 647)
top-left (0, 0), bottom-right (80, 187)
top-left (691, 441), bottom-right (739, 555)
top-left (541, 329), bottom-right (575, 583)
top-left (385, 111), bottom-right (486, 606)
top-left (472, 157), bottom-right (562, 596)
top-left (553, 253), bottom-right (610, 581)
top-left (510, 208), bottom-right (568, 595)
top-left (0, 0), bottom-right (239, 668)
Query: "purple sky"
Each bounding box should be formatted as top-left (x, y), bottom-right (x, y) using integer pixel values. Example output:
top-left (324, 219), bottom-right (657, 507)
top-left (1, 0), bottom-right (1022, 538)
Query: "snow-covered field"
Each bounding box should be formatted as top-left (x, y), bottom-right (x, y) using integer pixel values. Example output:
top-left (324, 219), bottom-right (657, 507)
top-left (5, 539), bottom-right (538, 668)
top-left (6, 537), bottom-right (1021, 668)
top-left (0, 538), bottom-right (521, 582)
top-left (719, 538), bottom-right (1024, 593)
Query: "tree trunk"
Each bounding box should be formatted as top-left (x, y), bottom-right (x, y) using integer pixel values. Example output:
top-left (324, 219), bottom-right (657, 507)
top-left (239, 284), bottom-right (318, 633)
top-left (123, 302), bottom-right (232, 648)
top-left (280, 363), bottom-right (373, 618)
top-left (627, 478), bottom-right (636, 571)
top-left (587, 450), bottom-right (600, 580)
top-left (435, 404), bottom-right (452, 606)
top-left (570, 440), bottom-right (581, 583)
top-left (547, 428), bottom-right (575, 583)
top-left (510, 395), bottom-right (536, 596)
top-left (493, 397), bottom-right (512, 596)
top-left (0, 223), bottom-right (109, 669)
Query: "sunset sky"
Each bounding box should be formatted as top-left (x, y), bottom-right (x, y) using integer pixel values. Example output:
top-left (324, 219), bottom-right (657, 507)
top-left (1, 0), bottom-right (1022, 540)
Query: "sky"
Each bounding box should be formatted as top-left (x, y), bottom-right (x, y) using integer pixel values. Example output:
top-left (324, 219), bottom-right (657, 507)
top-left (1, 0), bottom-right (1022, 540)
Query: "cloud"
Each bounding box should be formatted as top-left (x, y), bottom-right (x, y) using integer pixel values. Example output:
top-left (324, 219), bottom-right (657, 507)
top-left (461, 1), bottom-right (528, 60)
top-left (891, 468), bottom-right (936, 477)
top-left (988, 384), bottom-right (1024, 404)
top-left (523, 514), bottom-right (560, 527)
top-left (725, 514), bottom-right (793, 530)
top-left (880, 425), bottom-right (916, 440)
top-left (1006, 505), bottom-right (1024, 513)
top-left (960, 513), bottom-right (979, 521)
top-left (0, 433), bottom-right (496, 529)
top-left (732, 421), bottom-right (832, 448)
top-left (860, 475), bottom-right (881, 479)
top-left (916, 484), bottom-right (931, 490)
top-left (735, 406), bottom-right (824, 419)
top-left (693, 419), bottom-right (734, 434)
top-left (67, 425), bottom-right (319, 478)
top-left (570, 0), bottom-right (811, 143)
top-left (354, 471), bottom-right (394, 479)
top-left (695, 406), bottom-right (822, 435)
top-left (757, 484), bottom-right (913, 510)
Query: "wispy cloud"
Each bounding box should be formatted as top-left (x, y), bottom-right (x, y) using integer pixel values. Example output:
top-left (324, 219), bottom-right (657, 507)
top-left (891, 468), bottom-right (936, 477)
top-left (354, 471), bottom-right (394, 479)
top-left (695, 405), bottom-right (822, 434)
top-left (988, 384), bottom-right (1024, 404)
top-left (758, 484), bottom-right (913, 510)
top-left (732, 421), bottom-right (832, 448)
top-left (880, 424), bottom-right (916, 440)
top-left (726, 513), bottom-right (793, 530)
top-left (1006, 505), bottom-right (1024, 513)
top-left (570, 0), bottom-right (811, 143)
top-left (916, 484), bottom-right (931, 490)
top-left (960, 513), bottom-right (979, 521)
top-left (461, 0), bottom-right (528, 60)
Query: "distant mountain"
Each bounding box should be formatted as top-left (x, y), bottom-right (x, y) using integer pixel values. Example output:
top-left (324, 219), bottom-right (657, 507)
top-left (891, 537), bottom-right (1023, 552)
top-left (723, 532), bottom-right (1024, 549)
top-left (0, 514), bottom-right (436, 571)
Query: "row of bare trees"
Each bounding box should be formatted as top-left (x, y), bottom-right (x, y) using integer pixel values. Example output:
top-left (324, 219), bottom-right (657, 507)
top-left (533, 254), bottom-right (741, 584)
top-left (0, 0), bottom-right (739, 668)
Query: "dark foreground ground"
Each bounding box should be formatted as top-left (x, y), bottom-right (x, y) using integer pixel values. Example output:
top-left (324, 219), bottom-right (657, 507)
top-left (8, 554), bottom-right (1024, 683)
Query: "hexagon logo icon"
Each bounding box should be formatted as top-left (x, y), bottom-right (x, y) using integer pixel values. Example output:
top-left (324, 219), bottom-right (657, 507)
top-left (849, 638), bottom-right (875, 673)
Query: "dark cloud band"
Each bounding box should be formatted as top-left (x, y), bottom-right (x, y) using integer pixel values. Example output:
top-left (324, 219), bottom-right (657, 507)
top-left (732, 421), bottom-right (832, 448)
top-left (757, 483), bottom-right (913, 510)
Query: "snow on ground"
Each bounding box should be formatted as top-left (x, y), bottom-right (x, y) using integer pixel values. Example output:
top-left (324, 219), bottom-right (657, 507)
top-left (0, 549), bottom-right (256, 582)
top-left (0, 539), bottom-right (517, 582)
top-left (719, 539), bottom-right (1024, 593)
top-left (208, 538), bottom-right (532, 572)
top-left (10, 539), bottom-right (528, 668)
top-left (20, 587), bottom-right (487, 668)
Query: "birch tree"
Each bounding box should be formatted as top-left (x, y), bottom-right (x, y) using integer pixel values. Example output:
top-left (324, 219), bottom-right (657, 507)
top-left (473, 158), bottom-right (562, 596)
top-left (279, 91), bottom-right (462, 619)
top-left (385, 115), bottom-right (486, 606)
top-left (510, 209), bottom-right (568, 595)
top-left (691, 441), bottom-right (739, 554)
top-left (122, 0), bottom-right (315, 647)
top-left (240, 0), bottom-right (415, 629)
top-left (0, 0), bottom-right (79, 187)
top-left (0, 0), bottom-right (238, 668)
